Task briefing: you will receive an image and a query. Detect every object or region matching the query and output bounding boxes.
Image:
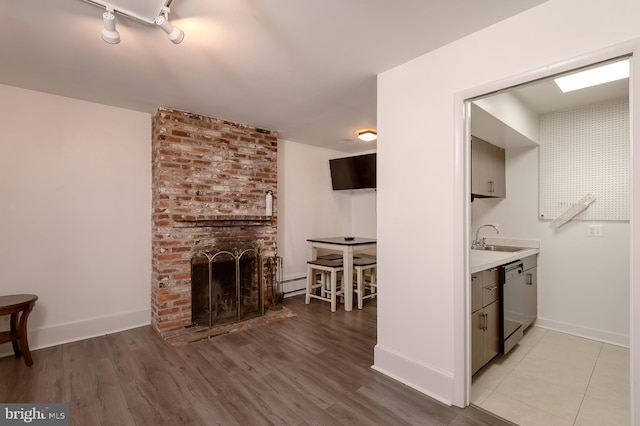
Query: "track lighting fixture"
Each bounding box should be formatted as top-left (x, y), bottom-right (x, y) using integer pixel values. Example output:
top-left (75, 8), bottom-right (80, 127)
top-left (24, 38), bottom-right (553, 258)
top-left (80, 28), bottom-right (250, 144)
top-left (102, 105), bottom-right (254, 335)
top-left (86, 1), bottom-right (184, 45)
top-left (101, 8), bottom-right (120, 44)
top-left (155, 11), bottom-right (184, 44)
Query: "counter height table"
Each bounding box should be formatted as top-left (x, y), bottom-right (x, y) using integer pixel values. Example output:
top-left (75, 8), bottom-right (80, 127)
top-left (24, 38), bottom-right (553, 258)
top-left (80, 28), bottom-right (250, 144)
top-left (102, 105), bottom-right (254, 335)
top-left (307, 237), bottom-right (377, 311)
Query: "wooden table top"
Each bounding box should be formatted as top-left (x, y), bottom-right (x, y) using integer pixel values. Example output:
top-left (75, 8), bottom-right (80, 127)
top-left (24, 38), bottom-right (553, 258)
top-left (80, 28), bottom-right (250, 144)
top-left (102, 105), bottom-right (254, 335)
top-left (0, 294), bottom-right (38, 310)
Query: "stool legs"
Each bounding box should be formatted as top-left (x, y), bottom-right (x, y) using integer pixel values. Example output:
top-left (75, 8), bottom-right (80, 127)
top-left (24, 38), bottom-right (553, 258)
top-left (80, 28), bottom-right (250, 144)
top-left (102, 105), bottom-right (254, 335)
top-left (356, 268), bottom-right (364, 310)
top-left (10, 312), bottom-right (20, 357)
top-left (354, 265), bottom-right (377, 310)
top-left (9, 305), bottom-right (35, 366)
top-left (330, 271), bottom-right (338, 312)
top-left (18, 305), bottom-right (35, 366)
top-left (305, 265), bottom-right (314, 305)
top-left (306, 264), bottom-right (343, 312)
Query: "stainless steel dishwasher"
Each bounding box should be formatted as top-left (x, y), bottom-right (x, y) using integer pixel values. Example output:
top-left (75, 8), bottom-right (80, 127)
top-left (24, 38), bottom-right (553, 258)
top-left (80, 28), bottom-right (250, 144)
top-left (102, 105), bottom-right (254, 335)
top-left (501, 260), bottom-right (524, 354)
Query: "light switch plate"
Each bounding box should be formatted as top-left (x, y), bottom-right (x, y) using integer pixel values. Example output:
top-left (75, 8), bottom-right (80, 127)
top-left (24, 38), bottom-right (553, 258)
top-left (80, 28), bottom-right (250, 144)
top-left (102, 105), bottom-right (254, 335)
top-left (587, 224), bottom-right (603, 237)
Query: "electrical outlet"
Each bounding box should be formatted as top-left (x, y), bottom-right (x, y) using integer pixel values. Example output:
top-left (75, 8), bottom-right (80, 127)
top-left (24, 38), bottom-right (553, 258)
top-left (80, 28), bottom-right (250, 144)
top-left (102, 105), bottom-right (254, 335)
top-left (587, 224), bottom-right (603, 237)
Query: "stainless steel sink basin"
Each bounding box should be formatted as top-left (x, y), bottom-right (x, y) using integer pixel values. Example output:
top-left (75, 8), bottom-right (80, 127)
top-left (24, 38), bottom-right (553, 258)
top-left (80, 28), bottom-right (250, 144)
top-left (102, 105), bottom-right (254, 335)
top-left (473, 245), bottom-right (526, 252)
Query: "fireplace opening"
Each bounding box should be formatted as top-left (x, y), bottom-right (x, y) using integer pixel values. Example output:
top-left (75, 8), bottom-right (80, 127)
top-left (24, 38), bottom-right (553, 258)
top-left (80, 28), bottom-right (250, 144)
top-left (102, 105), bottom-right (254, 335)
top-left (191, 248), bottom-right (264, 327)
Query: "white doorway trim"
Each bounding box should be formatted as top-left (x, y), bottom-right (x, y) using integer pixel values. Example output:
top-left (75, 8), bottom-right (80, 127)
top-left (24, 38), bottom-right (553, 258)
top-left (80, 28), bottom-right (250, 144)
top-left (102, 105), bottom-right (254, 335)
top-left (452, 39), bottom-right (640, 424)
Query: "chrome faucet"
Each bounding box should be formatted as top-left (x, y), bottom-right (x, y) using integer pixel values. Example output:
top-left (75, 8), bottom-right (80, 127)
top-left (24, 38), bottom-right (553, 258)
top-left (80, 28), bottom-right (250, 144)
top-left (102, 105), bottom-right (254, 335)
top-left (472, 224), bottom-right (499, 249)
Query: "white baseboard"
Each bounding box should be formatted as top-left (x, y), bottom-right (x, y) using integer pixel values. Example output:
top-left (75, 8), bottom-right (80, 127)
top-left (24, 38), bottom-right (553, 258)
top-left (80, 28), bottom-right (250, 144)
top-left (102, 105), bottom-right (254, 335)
top-left (534, 317), bottom-right (629, 347)
top-left (0, 308), bottom-right (151, 358)
top-left (372, 344), bottom-right (454, 406)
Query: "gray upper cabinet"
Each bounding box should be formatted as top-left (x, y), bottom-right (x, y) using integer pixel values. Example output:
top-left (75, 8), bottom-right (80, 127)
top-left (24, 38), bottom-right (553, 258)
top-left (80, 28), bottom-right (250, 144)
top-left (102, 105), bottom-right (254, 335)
top-left (471, 136), bottom-right (505, 198)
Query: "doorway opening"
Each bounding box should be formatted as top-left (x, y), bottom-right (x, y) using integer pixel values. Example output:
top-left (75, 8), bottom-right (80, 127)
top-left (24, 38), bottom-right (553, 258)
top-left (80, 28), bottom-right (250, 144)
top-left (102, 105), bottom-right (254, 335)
top-left (465, 56), bottom-right (631, 424)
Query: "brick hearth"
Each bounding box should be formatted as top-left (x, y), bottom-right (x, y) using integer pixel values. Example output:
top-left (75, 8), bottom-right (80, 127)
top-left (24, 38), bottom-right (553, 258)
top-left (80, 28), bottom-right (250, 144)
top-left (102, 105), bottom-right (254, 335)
top-left (151, 107), bottom-right (278, 340)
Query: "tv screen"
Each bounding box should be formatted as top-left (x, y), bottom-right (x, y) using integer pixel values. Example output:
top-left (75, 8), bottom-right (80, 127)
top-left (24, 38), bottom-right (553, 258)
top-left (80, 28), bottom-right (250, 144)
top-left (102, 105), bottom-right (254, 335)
top-left (329, 153), bottom-right (376, 190)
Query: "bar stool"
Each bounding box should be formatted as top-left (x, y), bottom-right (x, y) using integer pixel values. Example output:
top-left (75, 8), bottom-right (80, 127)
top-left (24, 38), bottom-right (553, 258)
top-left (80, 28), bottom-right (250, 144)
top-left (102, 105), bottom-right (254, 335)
top-left (306, 259), bottom-right (344, 312)
top-left (0, 294), bottom-right (38, 366)
top-left (353, 257), bottom-right (377, 309)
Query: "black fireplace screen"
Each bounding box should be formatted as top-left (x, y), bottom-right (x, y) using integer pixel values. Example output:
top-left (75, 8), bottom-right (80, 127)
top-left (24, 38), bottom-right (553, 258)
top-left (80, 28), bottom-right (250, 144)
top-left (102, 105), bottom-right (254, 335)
top-left (191, 248), bottom-right (264, 327)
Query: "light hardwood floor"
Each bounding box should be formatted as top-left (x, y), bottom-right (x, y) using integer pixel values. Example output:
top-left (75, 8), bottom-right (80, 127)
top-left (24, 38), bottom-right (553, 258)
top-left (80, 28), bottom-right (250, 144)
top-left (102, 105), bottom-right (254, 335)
top-left (1, 296), bottom-right (513, 425)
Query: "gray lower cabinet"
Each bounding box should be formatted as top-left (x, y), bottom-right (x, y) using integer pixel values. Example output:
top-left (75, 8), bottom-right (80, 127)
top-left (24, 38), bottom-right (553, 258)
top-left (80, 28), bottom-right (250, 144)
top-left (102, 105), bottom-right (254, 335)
top-left (522, 254), bottom-right (538, 330)
top-left (471, 268), bottom-right (500, 375)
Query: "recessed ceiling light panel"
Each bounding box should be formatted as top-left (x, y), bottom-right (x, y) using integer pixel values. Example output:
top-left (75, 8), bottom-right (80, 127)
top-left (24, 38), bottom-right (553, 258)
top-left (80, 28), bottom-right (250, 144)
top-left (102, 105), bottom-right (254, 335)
top-left (554, 59), bottom-right (630, 93)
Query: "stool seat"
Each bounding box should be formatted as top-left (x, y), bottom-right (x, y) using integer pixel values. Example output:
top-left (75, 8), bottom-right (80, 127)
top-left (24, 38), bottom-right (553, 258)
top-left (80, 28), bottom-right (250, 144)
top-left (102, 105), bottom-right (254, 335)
top-left (0, 294), bottom-right (38, 366)
top-left (308, 258), bottom-right (343, 268)
top-left (353, 257), bottom-right (376, 267)
top-left (316, 253), bottom-right (344, 261)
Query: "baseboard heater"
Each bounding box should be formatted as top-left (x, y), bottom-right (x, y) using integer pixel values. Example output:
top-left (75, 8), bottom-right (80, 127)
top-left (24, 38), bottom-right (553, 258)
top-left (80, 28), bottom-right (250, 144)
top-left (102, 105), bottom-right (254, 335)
top-left (282, 275), bottom-right (306, 295)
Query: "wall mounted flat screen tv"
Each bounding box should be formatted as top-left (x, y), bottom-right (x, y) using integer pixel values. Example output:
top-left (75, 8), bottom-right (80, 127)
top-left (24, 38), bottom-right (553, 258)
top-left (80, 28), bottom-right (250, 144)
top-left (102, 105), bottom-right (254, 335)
top-left (329, 153), bottom-right (376, 190)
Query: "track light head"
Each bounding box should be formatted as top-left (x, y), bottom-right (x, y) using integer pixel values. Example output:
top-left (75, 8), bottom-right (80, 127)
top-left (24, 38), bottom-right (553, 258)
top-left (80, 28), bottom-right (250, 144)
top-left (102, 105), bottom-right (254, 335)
top-left (101, 9), bottom-right (120, 44)
top-left (155, 14), bottom-right (184, 44)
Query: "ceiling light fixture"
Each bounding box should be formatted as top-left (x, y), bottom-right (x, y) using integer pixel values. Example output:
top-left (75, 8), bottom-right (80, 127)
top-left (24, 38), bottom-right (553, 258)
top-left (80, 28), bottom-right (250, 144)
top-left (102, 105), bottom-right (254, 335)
top-left (101, 8), bottom-right (120, 44)
top-left (155, 8), bottom-right (184, 44)
top-left (554, 59), bottom-right (630, 93)
top-left (357, 129), bottom-right (377, 142)
top-left (85, 0), bottom-right (184, 45)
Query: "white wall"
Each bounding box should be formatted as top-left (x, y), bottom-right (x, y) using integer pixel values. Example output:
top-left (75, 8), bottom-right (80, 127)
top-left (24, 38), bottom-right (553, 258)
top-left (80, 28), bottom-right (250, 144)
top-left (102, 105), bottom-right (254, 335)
top-left (351, 191), bottom-right (377, 239)
top-left (0, 87), bottom-right (378, 354)
top-left (0, 84), bottom-right (151, 354)
top-left (276, 139), bottom-right (377, 292)
top-left (375, 0), bottom-right (640, 411)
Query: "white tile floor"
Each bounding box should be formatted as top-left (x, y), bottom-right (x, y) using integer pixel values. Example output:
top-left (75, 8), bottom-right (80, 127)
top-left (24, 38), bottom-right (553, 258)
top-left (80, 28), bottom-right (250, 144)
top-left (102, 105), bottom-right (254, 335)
top-left (471, 327), bottom-right (630, 426)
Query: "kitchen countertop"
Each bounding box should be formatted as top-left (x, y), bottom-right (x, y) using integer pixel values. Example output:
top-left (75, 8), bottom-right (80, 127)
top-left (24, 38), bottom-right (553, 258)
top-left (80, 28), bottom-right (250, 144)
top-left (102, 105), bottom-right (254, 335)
top-left (469, 237), bottom-right (540, 273)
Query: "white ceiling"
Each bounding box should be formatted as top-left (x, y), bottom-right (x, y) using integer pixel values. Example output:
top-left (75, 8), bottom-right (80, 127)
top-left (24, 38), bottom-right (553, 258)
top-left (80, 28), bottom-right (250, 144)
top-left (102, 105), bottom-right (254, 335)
top-left (511, 77), bottom-right (629, 115)
top-left (0, 0), bottom-right (548, 152)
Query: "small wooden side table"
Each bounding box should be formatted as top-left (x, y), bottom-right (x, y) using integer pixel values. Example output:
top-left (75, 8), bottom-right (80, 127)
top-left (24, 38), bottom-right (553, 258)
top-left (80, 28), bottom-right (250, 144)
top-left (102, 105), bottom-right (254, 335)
top-left (0, 294), bottom-right (38, 366)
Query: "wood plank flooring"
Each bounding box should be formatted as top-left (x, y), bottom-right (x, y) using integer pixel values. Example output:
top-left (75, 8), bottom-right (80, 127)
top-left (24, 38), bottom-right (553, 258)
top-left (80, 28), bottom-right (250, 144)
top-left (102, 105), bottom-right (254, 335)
top-left (0, 296), bottom-right (514, 425)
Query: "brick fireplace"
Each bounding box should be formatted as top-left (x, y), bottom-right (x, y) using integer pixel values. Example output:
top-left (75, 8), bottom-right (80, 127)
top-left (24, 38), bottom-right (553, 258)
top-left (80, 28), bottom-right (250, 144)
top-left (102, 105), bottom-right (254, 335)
top-left (151, 107), bottom-right (277, 344)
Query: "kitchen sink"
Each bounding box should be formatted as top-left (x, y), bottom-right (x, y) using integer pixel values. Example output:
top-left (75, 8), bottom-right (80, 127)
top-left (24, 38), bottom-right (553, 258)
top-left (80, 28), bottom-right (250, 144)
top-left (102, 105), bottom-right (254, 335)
top-left (472, 245), bottom-right (526, 252)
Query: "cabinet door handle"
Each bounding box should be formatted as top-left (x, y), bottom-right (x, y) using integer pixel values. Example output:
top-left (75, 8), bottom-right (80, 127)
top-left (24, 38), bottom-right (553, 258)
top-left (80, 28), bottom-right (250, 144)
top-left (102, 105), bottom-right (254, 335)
top-left (486, 286), bottom-right (498, 291)
top-left (489, 181), bottom-right (494, 193)
top-left (526, 273), bottom-right (533, 285)
top-left (483, 313), bottom-right (488, 331)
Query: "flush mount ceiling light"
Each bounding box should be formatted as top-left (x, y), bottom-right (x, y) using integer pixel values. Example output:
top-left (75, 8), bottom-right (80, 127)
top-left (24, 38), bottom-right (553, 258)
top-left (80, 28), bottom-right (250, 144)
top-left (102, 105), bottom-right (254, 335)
top-left (554, 58), bottom-right (630, 93)
top-left (357, 129), bottom-right (378, 142)
top-left (84, 0), bottom-right (184, 44)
